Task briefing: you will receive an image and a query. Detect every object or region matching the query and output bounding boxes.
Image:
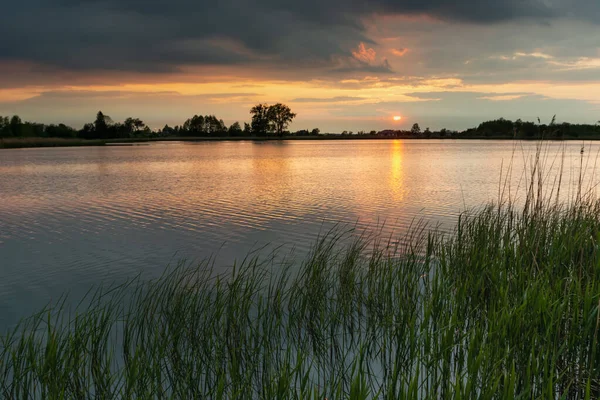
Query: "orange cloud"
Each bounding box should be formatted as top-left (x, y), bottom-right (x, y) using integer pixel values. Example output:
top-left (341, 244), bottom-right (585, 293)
top-left (391, 48), bottom-right (409, 57)
top-left (421, 78), bottom-right (463, 88)
top-left (548, 57), bottom-right (600, 70)
top-left (352, 43), bottom-right (377, 63)
top-left (0, 88), bottom-right (45, 103)
top-left (478, 94), bottom-right (525, 101)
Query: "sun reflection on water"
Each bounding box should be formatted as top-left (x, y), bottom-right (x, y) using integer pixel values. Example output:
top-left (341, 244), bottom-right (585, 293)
top-left (389, 140), bottom-right (405, 201)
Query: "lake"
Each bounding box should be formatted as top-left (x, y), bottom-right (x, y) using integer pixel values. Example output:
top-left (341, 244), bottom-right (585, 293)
top-left (0, 139), bottom-right (598, 329)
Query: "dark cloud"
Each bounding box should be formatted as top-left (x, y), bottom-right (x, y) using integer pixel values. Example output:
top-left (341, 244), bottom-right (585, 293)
top-left (19, 90), bottom-right (181, 100)
top-left (14, 90), bottom-right (262, 104)
top-left (1, 0), bottom-right (597, 73)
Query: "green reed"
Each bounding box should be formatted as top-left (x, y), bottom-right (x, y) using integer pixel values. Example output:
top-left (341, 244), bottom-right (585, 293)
top-left (2, 144), bottom-right (600, 399)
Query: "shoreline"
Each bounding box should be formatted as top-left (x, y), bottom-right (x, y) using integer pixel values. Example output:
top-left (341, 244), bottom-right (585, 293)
top-left (1, 134), bottom-right (598, 149)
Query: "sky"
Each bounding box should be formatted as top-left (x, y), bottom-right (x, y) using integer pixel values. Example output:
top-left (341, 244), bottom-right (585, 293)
top-left (1, 0), bottom-right (599, 132)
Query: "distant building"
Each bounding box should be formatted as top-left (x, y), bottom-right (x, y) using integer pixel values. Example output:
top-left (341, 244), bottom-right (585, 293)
top-left (377, 130), bottom-right (401, 137)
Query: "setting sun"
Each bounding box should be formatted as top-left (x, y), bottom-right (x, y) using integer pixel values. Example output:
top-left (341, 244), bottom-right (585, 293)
top-left (393, 116), bottom-right (402, 121)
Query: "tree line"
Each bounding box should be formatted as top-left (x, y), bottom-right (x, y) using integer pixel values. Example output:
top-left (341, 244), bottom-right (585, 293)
top-left (377, 118), bottom-right (600, 139)
top-left (1, 108), bottom-right (599, 140)
top-left (0, 113), bottom-right (151, 140)
top-left (0, 103), bottom-right (299, 140)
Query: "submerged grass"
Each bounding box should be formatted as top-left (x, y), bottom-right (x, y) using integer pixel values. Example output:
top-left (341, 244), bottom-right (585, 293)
top-left (2, 143), bottom-right (600, 399)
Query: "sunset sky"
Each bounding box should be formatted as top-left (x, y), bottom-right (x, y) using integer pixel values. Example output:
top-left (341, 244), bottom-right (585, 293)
top-left (1, 0), bottom-right (599, 132)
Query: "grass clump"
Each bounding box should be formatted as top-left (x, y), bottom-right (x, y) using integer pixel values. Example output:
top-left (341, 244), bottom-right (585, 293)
top-left (2, 143), bottom-right (600, 398)
top-left (2, 199), bottom-right (600, 399)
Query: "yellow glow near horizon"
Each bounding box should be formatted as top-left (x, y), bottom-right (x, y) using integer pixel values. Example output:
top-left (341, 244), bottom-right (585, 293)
top-left (393, 116), bottom-right (402, 121)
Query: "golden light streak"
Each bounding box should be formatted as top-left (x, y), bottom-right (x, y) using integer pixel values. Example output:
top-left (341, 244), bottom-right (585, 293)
top-left (389, 140), bottom-right (405, 201)
top-left (2, 66), bottom-right (600, 111)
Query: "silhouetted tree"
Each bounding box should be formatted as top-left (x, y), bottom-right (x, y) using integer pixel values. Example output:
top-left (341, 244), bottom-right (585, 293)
top-left (93, 111), bottom-right (114, 138)
top-left (268, 103), bottom-right (296, 137)
top-left (250, 104), bottom-right (271, 135)
top-left (0, 116), bottom-right (11, 137)
top-left (45, 124), bottom-right (77, 138)
top-left (183, 115), bottom-right (204, 135)
top-left (243, 122), bottom-right (251, 135)
top-left (477, 118), bottom-right (513, 137)
top-left (124, 117), bottom-right (146, 134)
top-left (311, 128), bottom-right (320, 136)
top-left (411, 123), bottom-right (421, 136)
top-left (161, 124), bottom-right (174, 136)
top-left (228, 121), bottom-right (242, 136)
top-left (520, 122), bottom-right (538, 138)
top-left (204, 115), bottom-right (226, 134)
top-left (9, 115), bottom-right (22, 136)
top-left (79, 123), bottom-right (95, 139)
top-left (181, 114), bottom-right (227, 136)
top-left (10, 115), bottom-right (21, 125)
top-left (1, 115), bottom-right (44, 137)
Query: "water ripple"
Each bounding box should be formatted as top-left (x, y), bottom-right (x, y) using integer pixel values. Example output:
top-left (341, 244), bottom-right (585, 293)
top-left (1, 140), bottom-right (599, 329)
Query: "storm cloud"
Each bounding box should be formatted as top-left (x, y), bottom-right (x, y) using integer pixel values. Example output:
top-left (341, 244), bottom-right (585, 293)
top-left (1, 0), bottom-right (599, 72)
top-left (1, 0), bottom-right (599, 130)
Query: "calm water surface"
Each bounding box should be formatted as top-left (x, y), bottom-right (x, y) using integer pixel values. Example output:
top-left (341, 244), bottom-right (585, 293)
top-left (0, 140), bottom-right (598, 329)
